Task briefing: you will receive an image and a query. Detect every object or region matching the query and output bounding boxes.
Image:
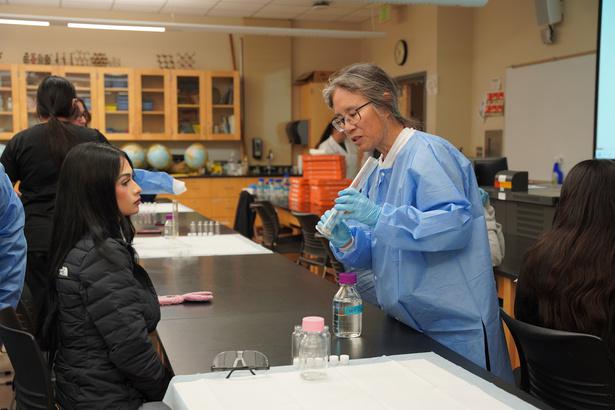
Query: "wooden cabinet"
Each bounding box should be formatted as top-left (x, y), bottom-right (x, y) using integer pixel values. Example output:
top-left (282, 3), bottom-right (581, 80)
top-left (0, 65), bottom-right (19, 140)
top-left (135, 69), bottom-right (171, 140)
top-left (159, 177), bottom-right (258, 228)
top-left (0, 64), bottom-right (242, 143)
top-left (297, 82), bottom-right (331, 149)
top-left (207, 71), bottom-right (240, 141)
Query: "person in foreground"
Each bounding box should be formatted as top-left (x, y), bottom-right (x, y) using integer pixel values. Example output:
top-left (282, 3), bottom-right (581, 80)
top-left (317, 63), bottom-right (513, 382)
top-left (515, 159), bottom-right (615, 357)
top-left (41, 143), bottom-right (170, 409)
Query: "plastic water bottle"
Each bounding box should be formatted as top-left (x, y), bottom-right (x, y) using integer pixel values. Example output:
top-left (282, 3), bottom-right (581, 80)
top-left (298, 316), bottom-right (328, 380)
top-left (163, 213), bottom-right (174, 238)
top-left (333, 272), bottom-right (363, 338)
top-left (291, 325), bottom-right (304, 365)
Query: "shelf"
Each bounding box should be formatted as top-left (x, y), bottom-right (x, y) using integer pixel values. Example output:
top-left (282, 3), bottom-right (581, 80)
top-left (177, 104), bottom-right (200, 108)
top-left (105, 87), bottom-right (129, 92)
top-left (105, 111), bottom-right (129, 114)
top-left (212, 104), bottom-right (234, 109)
top-left (0, 87), bottom-right (11, 91)
top-left (142, 88), bottom-right (164, 93)
top-left (0, 112), bottom-right (13, 115)
top-left (75, 87), bottom-right (91, 91)
top-left (142, 111), bottom-right (164, 115)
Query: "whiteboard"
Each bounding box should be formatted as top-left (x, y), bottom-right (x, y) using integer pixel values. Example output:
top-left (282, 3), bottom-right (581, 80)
top-left (504, 53), bottom-right (595, 181)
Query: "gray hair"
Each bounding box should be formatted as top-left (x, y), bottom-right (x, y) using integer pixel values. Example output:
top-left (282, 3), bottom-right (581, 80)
top-left (322, 63), bottom-right (415, 128)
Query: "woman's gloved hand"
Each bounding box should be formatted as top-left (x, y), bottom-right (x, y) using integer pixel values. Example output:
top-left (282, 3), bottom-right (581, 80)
top-left (317, 210), bottom-right (352, 248)
top-left (334, 188), bottom-right (381, 227)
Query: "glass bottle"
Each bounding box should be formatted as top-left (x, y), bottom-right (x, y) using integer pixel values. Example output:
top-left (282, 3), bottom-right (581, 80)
top-left (163, 213), bottom-right (174, 238)
top-left (333, 272), bottom-right (363, 338)
top-left (298, 316), bottom-right (328, 380)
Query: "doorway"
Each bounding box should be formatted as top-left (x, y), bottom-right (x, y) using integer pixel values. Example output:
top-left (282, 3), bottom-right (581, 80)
top-left (395, 72), bottom-right (426, 131)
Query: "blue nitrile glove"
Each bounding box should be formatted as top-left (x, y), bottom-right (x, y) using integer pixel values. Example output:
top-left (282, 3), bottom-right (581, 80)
top-left (334, 188), bottom-right (381, 227)
top-left (317, 210), bottom-right (352, 248)
top-left (478, 187), bottom-right (489, 206)
top-left (133, 169), bottom-right (187, 195)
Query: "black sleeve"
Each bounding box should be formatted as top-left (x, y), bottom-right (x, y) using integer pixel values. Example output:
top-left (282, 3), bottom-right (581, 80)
top-left (79, 240), bottom-right (167, 401)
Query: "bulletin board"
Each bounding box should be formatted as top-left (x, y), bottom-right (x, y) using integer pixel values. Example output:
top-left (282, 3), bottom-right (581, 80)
top-left (504, 53), bottom-right (595, 181)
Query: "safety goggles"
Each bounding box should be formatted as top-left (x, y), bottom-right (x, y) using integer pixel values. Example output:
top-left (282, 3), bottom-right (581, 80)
top-left (211, 350), bottom-right (270, 379)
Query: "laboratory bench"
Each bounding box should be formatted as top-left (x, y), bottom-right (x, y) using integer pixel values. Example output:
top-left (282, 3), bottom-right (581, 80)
top-left (138, 207), bottom-right (546, 408)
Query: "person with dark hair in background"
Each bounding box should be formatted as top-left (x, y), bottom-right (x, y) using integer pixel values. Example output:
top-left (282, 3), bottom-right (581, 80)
top-left (0, 76), bottom-right (108, 330)
top-left (515, 159), bottom-right (615, 357)
top-left (316, 121), bottom-right (361, 179)
top-left (71, 97), bottom-right (91, 127)
top-left (317, 63), bottom-right (512, 382)
top-left (42, 142), bottom-right (170, 409)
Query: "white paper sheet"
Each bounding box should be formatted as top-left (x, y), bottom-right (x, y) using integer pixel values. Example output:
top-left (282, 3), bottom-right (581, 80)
top-left (138, 202), bottom-right (193, 214)
top-left (133, 234), bottom-right (272, 259)
top-left (164, 353), bottom-right (537, 410)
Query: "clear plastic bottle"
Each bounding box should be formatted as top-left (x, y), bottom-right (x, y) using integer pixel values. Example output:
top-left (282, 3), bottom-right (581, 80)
top-left (291, 325), bottom-right (304, 363)
top-left (333, 272), bottom-right (363, 338)
top-left (298, 316), bottom-right (328, 380)
top-left (163, 213), bottom-right (174, 238)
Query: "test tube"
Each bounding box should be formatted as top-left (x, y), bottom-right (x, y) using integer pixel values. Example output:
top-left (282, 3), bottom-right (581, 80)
top-left (316, 157), bottom-right (379, 237)
top-left (197, 220), bottom-right (204, 236)
top-left (189, 221), bottom-right (196, 236)
top-left (214, 221), bottom-right (220, 235)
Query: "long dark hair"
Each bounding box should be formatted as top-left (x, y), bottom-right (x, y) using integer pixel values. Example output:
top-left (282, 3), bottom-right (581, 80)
top-left (40, 143), bottom-right (137, 349)
top-left (519, 159), bottom-right (615, 349)
top-left (36, 75), bottom-right (79, 165)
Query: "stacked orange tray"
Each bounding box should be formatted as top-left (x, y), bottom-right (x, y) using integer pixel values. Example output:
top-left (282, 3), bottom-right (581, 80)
top-left (302, 154), bottom-right (346, 180)
top-left (289, 177), bottom-right (311, 213)
top-left (309, 178), bottom-right (351, 216)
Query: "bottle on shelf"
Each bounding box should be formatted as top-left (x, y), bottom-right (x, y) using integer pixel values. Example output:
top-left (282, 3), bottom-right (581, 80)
top-left (256, 178), bottom-right (265, 200)
top-left (6, 96), bottom-right (12, 111)
top-left (163, 213), bottom-right (175, 238)
top-left (332, 272), bottom-right (363, 338)
top-left (298, 316), bottom-right (328, 380)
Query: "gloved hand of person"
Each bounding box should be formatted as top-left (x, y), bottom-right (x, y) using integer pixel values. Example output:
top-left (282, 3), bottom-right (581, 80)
top-left (317, 210), bottom-right (352, 248)
top-left (334, 188), bottom-right (381, 227)
top-left (478, 187), bottom-right (489, 206)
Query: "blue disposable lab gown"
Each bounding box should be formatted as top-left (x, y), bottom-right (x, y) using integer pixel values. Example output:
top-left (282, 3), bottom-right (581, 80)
top-left (332, 129), bottom-right (513, 382)
top-left (0, 163), bottom-right (26, 310)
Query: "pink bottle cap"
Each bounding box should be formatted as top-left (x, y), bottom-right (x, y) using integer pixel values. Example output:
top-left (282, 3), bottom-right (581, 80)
top-left (302, 316), bottom-right (325, 332)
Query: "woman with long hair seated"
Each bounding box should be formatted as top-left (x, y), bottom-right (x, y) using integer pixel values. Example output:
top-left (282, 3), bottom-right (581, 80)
top-left (515, 159), bottom-right (615, 357)
top-left (42, 142), bottom-right (170, 409)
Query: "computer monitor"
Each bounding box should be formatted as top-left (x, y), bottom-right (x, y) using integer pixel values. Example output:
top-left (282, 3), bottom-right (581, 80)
top-left (473, 157), bottom-right (508, 187)
top-left (594, 0), bottom-right (615, 158)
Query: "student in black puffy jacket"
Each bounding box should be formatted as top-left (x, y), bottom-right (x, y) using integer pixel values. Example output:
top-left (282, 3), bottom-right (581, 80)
top-left (41, 143), bottom-right (171, 409)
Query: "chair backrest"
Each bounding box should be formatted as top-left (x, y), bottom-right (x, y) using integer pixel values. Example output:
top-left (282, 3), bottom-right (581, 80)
top-left (500, 308), bottom-right (615, 409)
top-left (291, 212), bottom-right (327, 258)
top-left (250, 201), bottom-right (280, 249)
top-left (0, 307), bottom-right (54, 410)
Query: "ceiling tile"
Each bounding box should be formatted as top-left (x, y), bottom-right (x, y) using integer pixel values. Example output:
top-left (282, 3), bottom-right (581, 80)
top-left (206, 8), bottom-right (254, 17)
top-left (209, 2), bottom-right (264, 12)
top-left (7, 0), bottom-right (60, 5)
top-left (62, 0), bottom-right (113, 9)
top-left (164, 0), bottom-right (217, 5)
top-left (252, 10), bottom-right (304, 19)
top-left (270, 0), bottom-right (322, 6)
top-left (160, 5), bottom-right (212, 15)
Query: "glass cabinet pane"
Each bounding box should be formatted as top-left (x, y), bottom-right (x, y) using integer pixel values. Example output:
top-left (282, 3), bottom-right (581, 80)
top-left (211, 77), bottom-right (235, 135)
top-left (141, 74), bottom-right (165, 134)
top-left (104, 73), bottom-right (129, 134)
top-left (25, 70), bottom-right (52, 127)
top-left (176, 76), bottom-right (200, 134)
top-left (0, 70), bottom-right (14, 133)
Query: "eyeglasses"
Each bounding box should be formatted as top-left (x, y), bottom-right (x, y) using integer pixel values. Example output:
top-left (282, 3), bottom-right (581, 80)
top-left (211, 350), bottom-right (270, 379)
top-left (331, 101), bottom-right (372, 132)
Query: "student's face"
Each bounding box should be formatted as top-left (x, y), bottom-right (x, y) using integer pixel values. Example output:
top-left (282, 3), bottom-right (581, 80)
top-left (115, 158), bottom-right (142, 216)
top-left (71, 101), bottom-right (88, 127)
top-left (331, 88), bottom-right (385, 152)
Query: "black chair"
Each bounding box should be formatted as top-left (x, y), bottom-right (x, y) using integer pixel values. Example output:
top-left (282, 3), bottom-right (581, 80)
top-left (250, 201), bottom-right (301, 254)
top-left (500, 308), bottom-right (615, 409)
top-left (291, 212), bottom-right (329, 277)
top-left (317, 234), bottom-right (346, 276)
top-left (0, 307), bottom-right (54, 410)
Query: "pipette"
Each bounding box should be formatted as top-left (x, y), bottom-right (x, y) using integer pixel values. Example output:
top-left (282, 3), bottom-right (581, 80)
top-left (316, 156), bottom-right (379, 237)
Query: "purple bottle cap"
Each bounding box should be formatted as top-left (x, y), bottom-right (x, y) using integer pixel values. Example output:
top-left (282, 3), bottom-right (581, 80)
top-left (338, 272), bottom-right (357, 285)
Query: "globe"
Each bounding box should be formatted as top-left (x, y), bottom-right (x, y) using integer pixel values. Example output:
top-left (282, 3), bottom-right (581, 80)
top-left (184, 143), bottom-right (206, 170)
top-left (146, 144), bottom-right (172, 170)
top-left (120, 143), bottom-right (146, 169)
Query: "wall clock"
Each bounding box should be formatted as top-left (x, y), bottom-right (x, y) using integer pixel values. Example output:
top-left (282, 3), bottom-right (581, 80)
top-left (394, 39), bottom-right (408, 66)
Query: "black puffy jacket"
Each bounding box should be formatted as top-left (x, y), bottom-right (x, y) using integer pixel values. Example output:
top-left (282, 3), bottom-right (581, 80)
top-left (53, 237), bottom-right (168, 409)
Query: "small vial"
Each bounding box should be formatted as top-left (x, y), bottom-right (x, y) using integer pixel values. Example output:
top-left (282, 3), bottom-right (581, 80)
top-left (189, 221), bottom-right (196, 236)
top-left (163, 213), bottom-right (174, 238)
top-left (197, 221), bottom-right (203, 236)
top-left (329, 355), bottom-right (339, 366)
top-left (340, 354), bottom-right (350, 365)
top-left (206, 221), bottom-right (214, 236)
top-left (214, 221), bottom-right (221, 235)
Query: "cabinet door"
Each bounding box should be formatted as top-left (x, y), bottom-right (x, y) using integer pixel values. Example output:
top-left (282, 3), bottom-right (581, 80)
top-left (58, 66), bottom-right (99, 130)
top-left (206, 71), bottom-right (240, 141)
top-left (17, 65), bottom-right (55, 129)
top-left (97, 68), bottom-right (135, 140)
top-left (171, 70), bottom-right (205, 140)
top-left (135, 69), bottom-right (171, 140)
top-left (0, 65), bottom-right (19, 140)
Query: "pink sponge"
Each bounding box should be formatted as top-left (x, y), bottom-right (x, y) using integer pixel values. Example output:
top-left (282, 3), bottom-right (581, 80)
top-left (158, 291), bottom-right (213, 306)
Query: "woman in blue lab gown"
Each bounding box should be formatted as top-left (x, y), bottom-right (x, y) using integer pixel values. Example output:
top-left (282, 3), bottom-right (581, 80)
top-left (317, 63), bottom-right (513, 382)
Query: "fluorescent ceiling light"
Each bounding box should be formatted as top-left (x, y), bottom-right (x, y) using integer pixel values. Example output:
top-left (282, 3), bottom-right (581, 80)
top-left (0, 18), bottom-right (49, 27)
top-left (67, 23), bottom-right (165, 32)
